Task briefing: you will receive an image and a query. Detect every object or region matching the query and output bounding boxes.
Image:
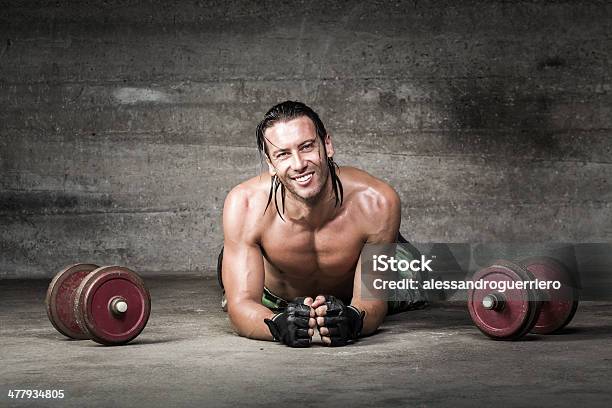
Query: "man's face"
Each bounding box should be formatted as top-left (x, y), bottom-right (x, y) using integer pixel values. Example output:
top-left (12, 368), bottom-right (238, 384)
top-left (264, 116), bottom-right (335, 204)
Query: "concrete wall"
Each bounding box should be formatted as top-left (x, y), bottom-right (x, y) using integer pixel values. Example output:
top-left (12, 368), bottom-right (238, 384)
top-left (1, 1), bottom-right (611, 278)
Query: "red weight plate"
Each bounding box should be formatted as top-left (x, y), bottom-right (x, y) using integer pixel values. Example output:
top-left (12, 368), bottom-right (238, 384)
top-left (522, 257), bottom-right (579, 334)
top-left (45, 263), bottom-right (99, 339)
top-left (468, 260), bottom-right (541, 340)
top-left (74, 266), bottom-right (151, 346)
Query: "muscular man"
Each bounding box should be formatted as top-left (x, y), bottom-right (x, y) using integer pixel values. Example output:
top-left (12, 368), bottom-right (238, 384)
top-left (219, 101), bottom-right (426, 347)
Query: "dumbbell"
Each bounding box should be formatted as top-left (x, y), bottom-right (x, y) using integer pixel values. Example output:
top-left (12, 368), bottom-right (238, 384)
top-left (45, 263), bottom-right (151, 345)
top-left (467, 257), bottom-right (579, 340)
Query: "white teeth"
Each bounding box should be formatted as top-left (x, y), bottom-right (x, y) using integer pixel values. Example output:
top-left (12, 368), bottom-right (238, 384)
top-left (295, 173), bottom-right (313, 182)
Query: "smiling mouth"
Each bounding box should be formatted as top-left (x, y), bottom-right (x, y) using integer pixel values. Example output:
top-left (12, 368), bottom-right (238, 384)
top-left (292, 172), bottom-right (314, 184)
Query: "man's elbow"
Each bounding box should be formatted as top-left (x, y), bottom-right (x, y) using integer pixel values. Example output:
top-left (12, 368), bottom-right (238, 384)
top-left (227, 300), bottom-right (271, 340)
top-left (229, 319), bottom-right (252, 339)
top-left (227, 304), bottom-right (251, 338)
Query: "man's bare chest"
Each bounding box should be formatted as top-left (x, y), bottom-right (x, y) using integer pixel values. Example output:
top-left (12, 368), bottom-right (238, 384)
top-left (260, 225), bottom-right (364, 278)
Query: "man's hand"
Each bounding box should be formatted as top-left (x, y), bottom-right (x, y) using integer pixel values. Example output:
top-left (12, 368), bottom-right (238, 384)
top-left (264, 297), bottom-right (317, 347)
top-left (312, 295), bottom-right (365, 346)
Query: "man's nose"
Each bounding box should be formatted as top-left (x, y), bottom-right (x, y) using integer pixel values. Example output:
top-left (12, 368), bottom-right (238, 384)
top-left (290, 152), bottom-right (307, 171)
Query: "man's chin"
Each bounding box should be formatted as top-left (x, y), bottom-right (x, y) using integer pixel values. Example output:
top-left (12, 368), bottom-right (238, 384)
top-left (288, 185), bottom-right (323, 204)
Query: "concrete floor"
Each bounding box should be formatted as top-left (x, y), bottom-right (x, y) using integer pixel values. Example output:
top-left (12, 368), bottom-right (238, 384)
top-left (1, 277), bottom-right (611, 408)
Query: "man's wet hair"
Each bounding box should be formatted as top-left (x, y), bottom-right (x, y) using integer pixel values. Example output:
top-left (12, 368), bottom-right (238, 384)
top-left (255, 101), bottom-right (343, 220)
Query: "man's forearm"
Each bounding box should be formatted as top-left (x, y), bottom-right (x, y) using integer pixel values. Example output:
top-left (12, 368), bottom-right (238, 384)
top-left (227, 300), bottom-right (276, 340)
top-left (351, 299), bottom-right (387, 336)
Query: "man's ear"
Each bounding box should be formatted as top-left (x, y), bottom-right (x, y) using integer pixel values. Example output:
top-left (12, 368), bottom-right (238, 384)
top-left (265, 155), bottom-right (276, 176)
top-left (324, 134), bottom-right (335, 158)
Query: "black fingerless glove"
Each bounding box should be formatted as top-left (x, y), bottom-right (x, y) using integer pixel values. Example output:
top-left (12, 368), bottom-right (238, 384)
top-left (264, 297), bottom-right (312, 348)
top-left (321, 296), bottom-right (365, 346)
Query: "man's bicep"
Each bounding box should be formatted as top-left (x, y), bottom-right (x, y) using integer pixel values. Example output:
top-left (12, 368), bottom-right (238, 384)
top-left (222, 240), bottom-right (265, 305)
top-left (222, 188), bottom-right (265, 305)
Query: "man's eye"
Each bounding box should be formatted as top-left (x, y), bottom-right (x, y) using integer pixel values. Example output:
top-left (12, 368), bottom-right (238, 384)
top-left (301, 143), bottom-right (314, 151)
top-left (277, 152), bottom-right (289, 158)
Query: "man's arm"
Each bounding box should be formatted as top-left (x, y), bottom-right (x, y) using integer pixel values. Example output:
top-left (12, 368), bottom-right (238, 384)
top-left (314, 183), bottom-right (401, 343)
top-left (350, 184), bottom-right (400, 335)
top-left (222, 186), bottom-right (275, 340)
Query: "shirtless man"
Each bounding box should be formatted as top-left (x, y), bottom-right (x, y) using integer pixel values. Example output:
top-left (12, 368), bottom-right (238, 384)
top-left (220, 101), bottom-right (424, 347)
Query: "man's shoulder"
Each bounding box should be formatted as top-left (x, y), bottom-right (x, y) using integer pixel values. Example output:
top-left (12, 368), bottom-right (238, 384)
top-left (223, 174), bottom-right (273, 241)
top-left (224, 173), bottom-right (272, 212)
top-left (340, 166), bottom-right (400, 212)
top-left (340, 167), bottom-right (401, 241)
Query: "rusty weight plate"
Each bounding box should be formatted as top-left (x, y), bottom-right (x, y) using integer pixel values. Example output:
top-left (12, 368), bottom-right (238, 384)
top-left (521, 257), bottom-right (579, 334)
top-left (467, 260), bottom-right (542, 340)
top-left (46, 263), bottom-right (99, 339)
top-left (74, 266), bottom-right (151, 346)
